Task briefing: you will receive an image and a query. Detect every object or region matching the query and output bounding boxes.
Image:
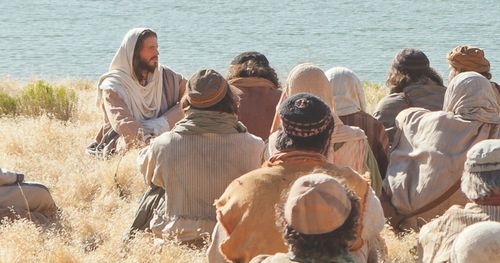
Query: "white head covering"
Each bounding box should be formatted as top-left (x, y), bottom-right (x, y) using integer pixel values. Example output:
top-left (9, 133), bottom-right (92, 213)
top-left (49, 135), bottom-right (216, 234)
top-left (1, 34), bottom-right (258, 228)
top-left (444, 71), bottom-right (500, 124)
top-left (450, 221), bottom-right (500, 263)
top-left (464, 139), bottom-right (500, 173)
top-left (96, 28), bottom-right (164, 121)
top-left (325, 67), bottom-right (367, 116)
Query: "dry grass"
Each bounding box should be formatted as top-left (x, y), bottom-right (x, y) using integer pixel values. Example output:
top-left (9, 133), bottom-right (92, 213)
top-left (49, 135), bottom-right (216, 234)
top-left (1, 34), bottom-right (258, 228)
top-left (0, 79), bottom-right (416, 262)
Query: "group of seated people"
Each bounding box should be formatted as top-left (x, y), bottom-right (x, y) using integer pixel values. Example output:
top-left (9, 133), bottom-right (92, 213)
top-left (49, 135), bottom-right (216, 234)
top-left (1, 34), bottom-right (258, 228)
top-left (2, 28), bottom-right (500, 263)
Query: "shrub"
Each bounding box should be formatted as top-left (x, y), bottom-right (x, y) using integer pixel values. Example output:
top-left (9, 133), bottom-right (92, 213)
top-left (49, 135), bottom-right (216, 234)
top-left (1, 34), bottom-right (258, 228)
top-left (363, 81), bottom-right (387, 114)
top-left (18, 80), bottom-right (78, 121)
top-left (0, 91), bottom-right (18, 116)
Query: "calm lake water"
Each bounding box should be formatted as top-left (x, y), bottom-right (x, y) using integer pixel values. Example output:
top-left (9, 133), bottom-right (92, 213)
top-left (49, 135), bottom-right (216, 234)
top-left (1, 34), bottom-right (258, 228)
top-left (1, 0), bottom-right (499, 84)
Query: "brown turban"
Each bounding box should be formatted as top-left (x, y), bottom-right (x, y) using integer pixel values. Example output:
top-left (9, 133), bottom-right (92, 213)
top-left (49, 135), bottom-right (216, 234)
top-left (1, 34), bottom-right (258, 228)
top-left (447, 46), bottom-right (491, 77)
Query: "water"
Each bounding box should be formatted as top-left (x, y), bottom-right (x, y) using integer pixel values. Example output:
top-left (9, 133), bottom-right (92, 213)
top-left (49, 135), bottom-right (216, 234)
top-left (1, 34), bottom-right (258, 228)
top-left (1, 0), bottom-right (499, 84)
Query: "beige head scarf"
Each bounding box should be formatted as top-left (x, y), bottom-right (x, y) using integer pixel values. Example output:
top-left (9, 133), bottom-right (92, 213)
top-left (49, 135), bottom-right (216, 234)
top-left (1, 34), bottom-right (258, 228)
top-left (447, 45), bottom-right (491, 75)
top-left (450, 221), bottom-right (500, 263)
top-left (444, 72), bottom-right (500, 124)
top-left (270, 63), bottom-right (366, 143)
top-left (96, 28), bottom-right (164, 121)
top-left (325, 67), bottom-right (367, 116)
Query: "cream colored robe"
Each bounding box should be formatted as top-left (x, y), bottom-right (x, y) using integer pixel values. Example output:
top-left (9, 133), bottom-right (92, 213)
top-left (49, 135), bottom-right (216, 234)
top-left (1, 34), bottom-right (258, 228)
top-left (138, 130), bottom-right (264, 241)
top-left (383, 72), bottom-right (500, 230)
top-left (94, 28), bottom-right (185, 149)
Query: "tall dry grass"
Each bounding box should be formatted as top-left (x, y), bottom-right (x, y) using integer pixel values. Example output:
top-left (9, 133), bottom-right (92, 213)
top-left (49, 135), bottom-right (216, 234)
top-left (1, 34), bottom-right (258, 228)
top-left (0, 79), bottom-right (416, 262)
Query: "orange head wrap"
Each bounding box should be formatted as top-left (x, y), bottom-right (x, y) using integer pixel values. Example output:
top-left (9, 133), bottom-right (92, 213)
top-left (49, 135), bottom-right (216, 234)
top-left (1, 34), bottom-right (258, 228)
top-left (447, 46), bottom-right (491, 79)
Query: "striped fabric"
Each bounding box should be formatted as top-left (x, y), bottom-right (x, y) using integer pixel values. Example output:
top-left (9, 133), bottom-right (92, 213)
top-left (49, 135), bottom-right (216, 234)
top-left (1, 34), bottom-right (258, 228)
top-left (418, 203), bottom-right (500, 263)
top-left (340, 111), bottom-right (389, 178)
top-left (138, 131), bottom-right (265, 240)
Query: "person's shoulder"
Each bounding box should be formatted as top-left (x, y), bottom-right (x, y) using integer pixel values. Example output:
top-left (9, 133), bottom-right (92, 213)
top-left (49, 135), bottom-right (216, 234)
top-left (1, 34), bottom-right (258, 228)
top-left (160, 65), bottom-right (183, 78)
top-left (378, 92), bottom-right (407, 105)
top-left (149, 130), bottom-right (181, 148)
top-left (342, 124), bottom-right (366, 139)
top-left (420, 204), bottom-right (467, 236)
top-left (314, 162), bottom-right (365, 180)
top-left (219, 165), bottom-right (280, 202)
top-left (374, 92), bottom-right (409, 114)
top-left (240, 132), bottom-right (266, 146)
top-left (395, 107), bottom-right (434, 125)
top-left (358, 111), bottom-right (387, 129)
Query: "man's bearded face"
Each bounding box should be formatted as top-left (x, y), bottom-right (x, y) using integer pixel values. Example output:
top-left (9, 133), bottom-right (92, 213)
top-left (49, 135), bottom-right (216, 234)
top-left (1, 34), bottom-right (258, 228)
top-left (137, 36), bottom-right (159, 73)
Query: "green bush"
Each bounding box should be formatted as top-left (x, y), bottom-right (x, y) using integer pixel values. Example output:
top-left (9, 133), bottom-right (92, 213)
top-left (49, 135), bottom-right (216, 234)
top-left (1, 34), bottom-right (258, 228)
top-left (17, 80), bottom-right (78, 121)
top-left (363, 81), bottom-right (387, 113)
top-left (0, 91), bottom-right (18, 116)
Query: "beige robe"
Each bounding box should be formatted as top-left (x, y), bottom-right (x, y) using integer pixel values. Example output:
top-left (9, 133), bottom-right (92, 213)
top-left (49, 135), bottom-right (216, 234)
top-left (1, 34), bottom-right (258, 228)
top-left (138, 130), bottom-right (264, 241)
top-left (383, 72), bottom-right (500, 231)
top-left (0, 182), bottom-right (57, 225)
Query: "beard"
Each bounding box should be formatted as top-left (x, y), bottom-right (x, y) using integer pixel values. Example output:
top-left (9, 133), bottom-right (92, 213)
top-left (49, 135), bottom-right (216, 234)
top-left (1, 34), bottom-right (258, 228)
top-left (136, 56), bottom-right (158, 74)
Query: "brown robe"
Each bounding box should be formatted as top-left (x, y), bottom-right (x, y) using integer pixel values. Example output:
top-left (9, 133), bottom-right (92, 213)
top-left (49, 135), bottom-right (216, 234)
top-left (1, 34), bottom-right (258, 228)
top-left (229, 77), bottom-right (281, 140)
top-left (214, 152), bottom-right (371, 263)
top-left (340, 111), bottom-right (389, 178)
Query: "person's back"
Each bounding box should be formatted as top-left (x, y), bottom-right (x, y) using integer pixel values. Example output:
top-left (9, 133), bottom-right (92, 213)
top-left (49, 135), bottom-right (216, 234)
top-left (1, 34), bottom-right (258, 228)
top-left (209, 94), bottom-right (384, 263)
top-left (144, 128), bottom-right (264, 240)
top-left (418, 139), bottom-right (500, 263)
top-left (339, 111), bottom-right (389, 178)
top-left (138, 69), bottom-right (264, 242)
top-left (250, 174), bottom-right (360, 263)
top-left (227, 52), bottom-right (282, 140)
top-left (374, 48), bottom-right (446, 146)
top-left (268, 63), bottom-right (382, 195)
top-left (325, 66), bottom-right (390, 179)
top-left (383, 72), bottom-right (500, 232)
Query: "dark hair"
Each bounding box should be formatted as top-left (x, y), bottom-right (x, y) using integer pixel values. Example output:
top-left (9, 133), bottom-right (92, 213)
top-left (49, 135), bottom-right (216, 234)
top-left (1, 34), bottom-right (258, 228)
top-left (476, 71), bottom-right (492, 80)
top-left (386, 48), bottom-right (444, 94)
top-left (227, 60), bottom-right (281, 88)
top-left (181, 86), bottom-right (240, 115)
top-left (133, 29), bottom-right (157, 82)
top-left (279, 188), bottom-right (360, 260)
top-left (275, 120), bottom-right (334, 155)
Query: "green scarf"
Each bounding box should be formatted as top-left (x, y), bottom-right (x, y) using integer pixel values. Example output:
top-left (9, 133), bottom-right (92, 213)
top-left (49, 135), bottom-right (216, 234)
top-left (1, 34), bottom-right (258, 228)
top-left (172, 109), bottom-right (247, 134)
